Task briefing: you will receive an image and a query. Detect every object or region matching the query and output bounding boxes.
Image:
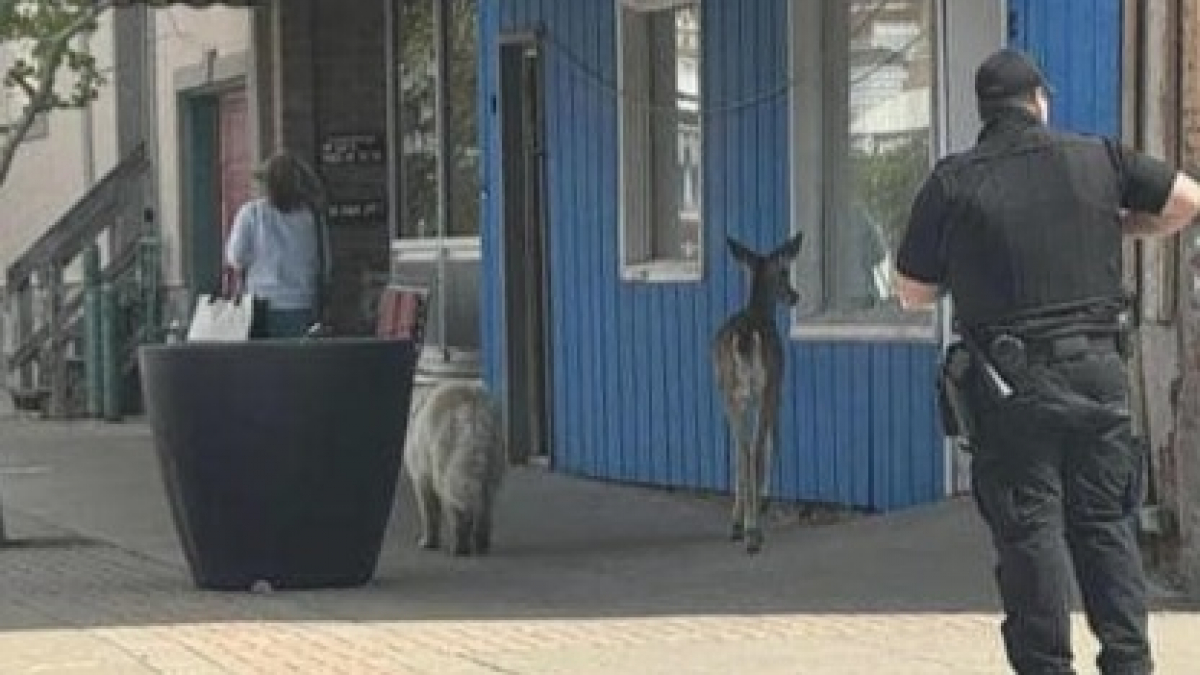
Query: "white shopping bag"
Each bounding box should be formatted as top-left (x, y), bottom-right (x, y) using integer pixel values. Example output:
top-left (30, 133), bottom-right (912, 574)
top-left (186, 294), bottom-right (257, 342)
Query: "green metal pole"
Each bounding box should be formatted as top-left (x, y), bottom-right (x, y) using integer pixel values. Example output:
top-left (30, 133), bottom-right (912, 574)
top-left (83, 244), bottom-right (103, 418)
top-left (100, 282), bottom-right (122, 422)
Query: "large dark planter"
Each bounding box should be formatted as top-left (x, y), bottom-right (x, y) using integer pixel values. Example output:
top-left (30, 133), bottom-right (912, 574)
top-left (139, 338), bottom-right (416, 591)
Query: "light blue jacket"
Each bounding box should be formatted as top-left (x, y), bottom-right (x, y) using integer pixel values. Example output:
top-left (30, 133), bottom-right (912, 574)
top-left (225, 198), bottom-right (327, 310)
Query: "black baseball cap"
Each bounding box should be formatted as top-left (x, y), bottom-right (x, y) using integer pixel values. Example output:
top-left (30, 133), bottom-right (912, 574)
top-left (975, 48), bottom-right (1053, 100)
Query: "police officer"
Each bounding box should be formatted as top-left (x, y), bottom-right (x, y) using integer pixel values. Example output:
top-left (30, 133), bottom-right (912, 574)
top-left (895, 48), bottom-right (1200, 675)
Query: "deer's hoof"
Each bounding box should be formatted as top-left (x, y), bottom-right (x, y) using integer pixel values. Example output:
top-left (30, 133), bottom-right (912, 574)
top-left (729, 522), bottom-right (744, 542)
top-left (418, 536), bottom-right (440, 550)
top-left (744, 529), bottom-right (763, 555)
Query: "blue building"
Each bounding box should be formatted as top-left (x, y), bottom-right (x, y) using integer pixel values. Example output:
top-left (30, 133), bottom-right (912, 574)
top-left (475, 0), bottom-right (1123, 511)
top-left (145, 0), bottom-right (1120, 513)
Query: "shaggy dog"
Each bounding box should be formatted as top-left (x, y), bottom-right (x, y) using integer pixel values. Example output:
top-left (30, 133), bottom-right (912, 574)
top-left (404, 382), bottom-right (506, 555)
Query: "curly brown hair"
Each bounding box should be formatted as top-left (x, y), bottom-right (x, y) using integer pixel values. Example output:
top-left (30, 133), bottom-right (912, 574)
top-left (262, 153), bottom-right (310, 213)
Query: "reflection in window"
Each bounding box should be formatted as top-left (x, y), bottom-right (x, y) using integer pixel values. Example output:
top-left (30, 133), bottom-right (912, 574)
top-left (445, 0), bottom-right (480, 237)
top-left (619, 0), bottom-right (703, 276)
top-left (396, 0), bottom-right (480, 240)
top-left (836, 0), bottom-right (934, 316)
top-left (793, 0), bottom-right (935, 325)
top-left (398, 0), bottom-right (437, 239)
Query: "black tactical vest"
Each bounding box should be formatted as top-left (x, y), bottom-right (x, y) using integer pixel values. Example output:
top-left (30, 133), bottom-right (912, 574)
top-left (939, 111), bottom-right (1125, 327)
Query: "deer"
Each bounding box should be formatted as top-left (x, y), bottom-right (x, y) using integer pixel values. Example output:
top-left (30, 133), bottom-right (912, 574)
top-left (713, 232), bottom-right (803, 554)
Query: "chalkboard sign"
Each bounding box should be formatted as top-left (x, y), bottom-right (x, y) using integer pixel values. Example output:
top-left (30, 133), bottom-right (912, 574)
top-left (328, 199), bottom-right (387, 224)
top-left (321, 134), bottom-right (386, 166)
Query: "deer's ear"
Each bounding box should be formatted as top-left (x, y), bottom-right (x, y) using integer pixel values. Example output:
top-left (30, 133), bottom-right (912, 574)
top-left (727, 237), bottom-right (757, 264)
top-left (772, 232), bottom-right (804, 261)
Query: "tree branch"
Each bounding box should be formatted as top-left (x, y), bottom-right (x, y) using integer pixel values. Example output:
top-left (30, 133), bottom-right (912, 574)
top-left (9, 70), bottom-right (38, 102)
top-left (0, 0), bottom-right (113, 186)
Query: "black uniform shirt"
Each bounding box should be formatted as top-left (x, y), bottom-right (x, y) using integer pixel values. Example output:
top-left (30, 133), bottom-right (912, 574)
top-left (897, 108), bottom-right (1176, 326)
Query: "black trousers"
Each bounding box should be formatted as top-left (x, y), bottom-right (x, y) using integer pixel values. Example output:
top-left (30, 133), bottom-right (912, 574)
top-left (970, 349), bottom-right (1151, 675)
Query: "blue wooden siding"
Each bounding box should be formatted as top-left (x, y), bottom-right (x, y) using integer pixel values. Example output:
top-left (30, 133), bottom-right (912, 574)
top-left (480, 0), bottom-right (1121, 511)
top-left (1009, 0), bottom-right (1122, 136)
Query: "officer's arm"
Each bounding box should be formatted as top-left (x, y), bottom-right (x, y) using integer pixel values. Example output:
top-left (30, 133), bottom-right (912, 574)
top-left (1122, 172), bottom-right (1200, 238)
top-left (894, 172), bottom-right (949, 311)
top-left (895, 273), bottom-right (940, 310)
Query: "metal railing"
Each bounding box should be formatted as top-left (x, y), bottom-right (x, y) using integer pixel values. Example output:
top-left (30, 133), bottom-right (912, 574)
top-left (3, 144), bottom-right (158, 419)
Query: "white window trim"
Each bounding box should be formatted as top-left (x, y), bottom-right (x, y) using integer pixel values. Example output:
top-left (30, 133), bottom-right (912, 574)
top-left (622, 260), bottom-right (702, 283)
top-left (623, 0), bottom-right (692, 11)
top-left (616, 0), bottom-right (704, 284)
top-left (786, 0), bottom-right (940, 342)
top-left (391, 236), bottom-right (481, 260)
top-left (788, 322), bottom-right (941, 342)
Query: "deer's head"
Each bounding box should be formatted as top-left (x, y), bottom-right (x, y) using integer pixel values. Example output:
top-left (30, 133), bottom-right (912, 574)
top-left (727, 232), bottom-right (804, 308)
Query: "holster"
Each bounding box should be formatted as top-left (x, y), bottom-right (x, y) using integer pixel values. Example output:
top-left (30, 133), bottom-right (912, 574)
top-left (947, 297), bottom-right (1136, 440)
top-left (937, 341), bottom-right (979, 449)
top-left (977, 330), bottom-right (1131, 434)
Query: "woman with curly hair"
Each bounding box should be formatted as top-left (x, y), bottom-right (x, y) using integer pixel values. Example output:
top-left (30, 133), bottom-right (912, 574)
top-left (225, 152), bottom-right (329, 338)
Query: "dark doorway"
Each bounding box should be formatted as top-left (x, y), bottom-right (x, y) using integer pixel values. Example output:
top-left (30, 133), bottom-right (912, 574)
top-left (217, 89), bottom-right (252, 275)
top-left (183, 86), bottom-right (251, 296)
top-left (499, 34), bottom-right (550, 465)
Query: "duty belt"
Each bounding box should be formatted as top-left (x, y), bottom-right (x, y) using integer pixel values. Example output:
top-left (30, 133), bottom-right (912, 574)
top-left (960, 295), bottom-right (1133, 366)
top-left (992, 333), bottom-right (1121, 367)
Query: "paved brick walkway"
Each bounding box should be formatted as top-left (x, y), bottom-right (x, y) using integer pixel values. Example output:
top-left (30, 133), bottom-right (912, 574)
top-left (1, 419), bottom-right (1199, 673)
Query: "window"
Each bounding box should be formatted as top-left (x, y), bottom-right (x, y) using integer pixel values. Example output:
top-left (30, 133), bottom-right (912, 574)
top-left (618, 0), bottom-right (703, 282)
top-left (395, 0), bottom-right (480, 240)
top-left (791, 0), bottom-right (936, 333)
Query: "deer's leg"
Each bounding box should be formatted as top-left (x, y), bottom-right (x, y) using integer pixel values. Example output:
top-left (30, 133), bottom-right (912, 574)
top-left (757, 429), bottom-right (774, 516)
top-left (758, 386), bottom-right (782, 514)
top-left (738, 428), bottom-right (756, 543)
top-left (731, 436), bottom-right (747, 542)
top-left (746, 386), bottom-right (784, 555)
top-left (743, 404), bottom-right (766, 554)
top-left (727, 402), bottom-right (748, 542)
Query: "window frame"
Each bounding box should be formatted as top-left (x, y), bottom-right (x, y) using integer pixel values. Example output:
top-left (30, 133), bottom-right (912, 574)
top-left (391, 0), bottom-right (481, 243)
top-left (616, 0), bottom-right (705, 284)
top-left (787, 0), bottom-right (941, 342)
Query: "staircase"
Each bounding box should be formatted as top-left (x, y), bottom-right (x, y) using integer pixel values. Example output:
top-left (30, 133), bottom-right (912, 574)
top-left (3, 145), bottom-right (162, 419)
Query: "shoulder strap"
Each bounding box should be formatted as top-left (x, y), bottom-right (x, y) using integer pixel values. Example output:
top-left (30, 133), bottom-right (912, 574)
top-left (316, 207), bottom-right (330, 285)
top-left (312, 204), bottom-right (331, 321)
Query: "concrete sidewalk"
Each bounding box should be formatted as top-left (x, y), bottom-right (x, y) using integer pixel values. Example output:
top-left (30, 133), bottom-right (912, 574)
top-left (0, 417), bottom-right (1198, 674)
